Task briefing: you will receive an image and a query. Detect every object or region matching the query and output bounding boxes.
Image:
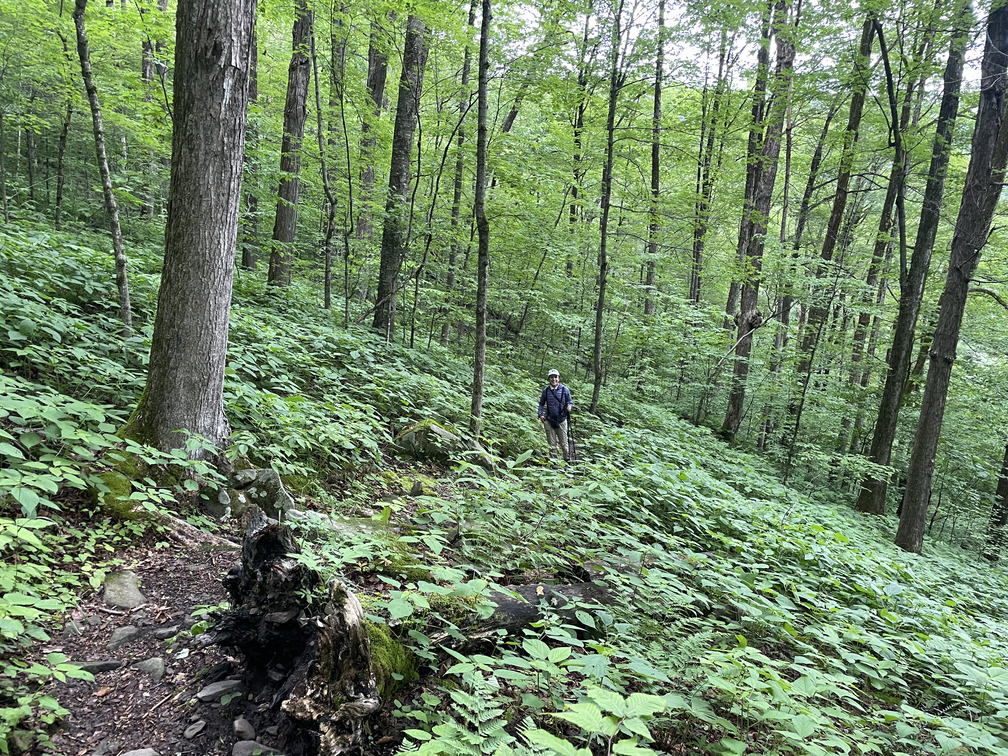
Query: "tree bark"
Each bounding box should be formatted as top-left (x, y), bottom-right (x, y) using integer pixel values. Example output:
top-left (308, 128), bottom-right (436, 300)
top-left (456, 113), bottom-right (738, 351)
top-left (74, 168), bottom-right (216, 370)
top-left (127, 0), bottom-right (255, 457)
top-left (691, 29), bottom-right (729, 306)
top-left (441, 0), bottom-right (478, 346)
top-left (73, 0), bottom-right (132, 332)
top-left (644, 0), bottom-right (665, 316)
top-left (311, 26), bottom-right (337, 311)
top-left (241, 25), bottom-right (259, 271)
top-left (0, 107), bottom-right (8, 223)
top-left (895, 3), bottom-right (1008, 554)
top-left (357, 16), bottom-right (392, 241)
top-left (55, 100), bottom-right (72, 231)
top-left (267, 0), bottom-right (313, 287)
top-left (469, 0), bottom-right (491, 437)
top-left (983, 443), bottom-right (1008, 561)
top-left (856, 0), bottom-right (971, 515)
top-left (724, 4), bottom-right (772, 335)
top-left (722, 0), bottom-right (795, 440)
top-left (590, 0), bottom-right (625, 414)
top-left (373, 15), bottom-right (428, 338)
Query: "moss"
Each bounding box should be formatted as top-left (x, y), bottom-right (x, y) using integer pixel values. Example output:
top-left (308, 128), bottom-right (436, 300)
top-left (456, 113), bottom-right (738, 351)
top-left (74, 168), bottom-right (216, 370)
top-left (366, 620), bottom-right (418, 698)
top-left (90, 450), bottom-right (146, 520)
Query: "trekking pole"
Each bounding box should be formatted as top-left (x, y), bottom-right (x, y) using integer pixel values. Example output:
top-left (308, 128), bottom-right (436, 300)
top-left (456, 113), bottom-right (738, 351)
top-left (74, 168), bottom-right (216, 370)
top-left (568, 414), bottom-right (577, 461)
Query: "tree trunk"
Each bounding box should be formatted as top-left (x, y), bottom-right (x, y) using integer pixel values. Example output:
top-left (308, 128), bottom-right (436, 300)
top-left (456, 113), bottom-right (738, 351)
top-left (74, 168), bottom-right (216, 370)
top-left (441, 0), bottom-right (478, 346)
top-left (856, 0), bottom-right (971, 515)
top-left (0, 107), bottom-right (7, 223)
top-left (895, 3), bottom-right (1008, 554)
top-left (372, 15), bottom-right (428, 338)
top-left (982, 443), bottom-right (1008, 561)
top-left (73, 0), bottom-right (132, 332)
top-left (127, 0), bottom-right (255, 457)
top-left (691, 29), bottom-right (729, 306)
top-left (311, 25), bottom-right (337, 311)
top-left (722, 0), bottom-right (795, 440)
top-left (241, 25), bottom-right (259, 271)
top-left (267, 0), bottom-right (313, 287)
top-left (590, 0), bottom-right (625, 414)
top-left (55, 100), bottom-right (72, 231)
top-left (643, 0), bottom-right (665, 316)
top-left (357, 15), bottom-right (392, 241)
top-left (469, 0), bottom-right (491, 437)
top-left (724, 5), bottom-right (772, 335)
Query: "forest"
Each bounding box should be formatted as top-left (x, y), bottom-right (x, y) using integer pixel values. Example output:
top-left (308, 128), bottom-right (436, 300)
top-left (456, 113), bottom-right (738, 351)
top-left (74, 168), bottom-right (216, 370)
top-left (2, 0), bottom-right (1008, 753)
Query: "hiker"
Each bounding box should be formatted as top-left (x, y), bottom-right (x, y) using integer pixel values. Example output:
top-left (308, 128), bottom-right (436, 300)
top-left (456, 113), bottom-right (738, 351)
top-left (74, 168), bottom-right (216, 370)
top-left (538, 368), bottom-right (573, 461)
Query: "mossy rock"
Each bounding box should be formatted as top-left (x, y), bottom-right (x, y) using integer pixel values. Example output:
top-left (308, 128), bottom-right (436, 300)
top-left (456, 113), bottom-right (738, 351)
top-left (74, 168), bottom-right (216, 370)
top-left (393, 420), bottom-right (464, 465)
top-left (90, 449), bottom-right (148, 519)
top-left (366, 621), bottom-right (418, 698)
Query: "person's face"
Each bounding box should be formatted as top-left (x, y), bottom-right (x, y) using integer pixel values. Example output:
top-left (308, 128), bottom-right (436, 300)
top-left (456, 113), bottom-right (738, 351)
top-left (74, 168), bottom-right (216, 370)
top-left (549, 375), bottom-right (560, 386)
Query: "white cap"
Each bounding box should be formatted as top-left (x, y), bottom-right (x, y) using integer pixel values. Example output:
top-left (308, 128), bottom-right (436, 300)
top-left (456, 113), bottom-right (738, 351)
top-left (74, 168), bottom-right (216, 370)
top-left (547, 369), bottom-right (560, 378)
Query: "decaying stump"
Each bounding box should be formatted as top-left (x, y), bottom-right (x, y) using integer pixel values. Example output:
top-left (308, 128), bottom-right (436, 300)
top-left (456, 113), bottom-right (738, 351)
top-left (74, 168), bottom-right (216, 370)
top-left (212, 508), bottom-right (379, 755)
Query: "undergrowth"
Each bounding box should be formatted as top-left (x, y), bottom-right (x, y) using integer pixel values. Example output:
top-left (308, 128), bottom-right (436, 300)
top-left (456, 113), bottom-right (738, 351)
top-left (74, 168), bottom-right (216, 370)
top-left (2, 223), bottom-right (1007, 755)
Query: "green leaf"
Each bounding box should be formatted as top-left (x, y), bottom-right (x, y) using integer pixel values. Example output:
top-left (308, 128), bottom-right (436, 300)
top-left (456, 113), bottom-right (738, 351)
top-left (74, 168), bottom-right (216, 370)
top-left (552, 705), bottom-right (604, 733)
top-left (587, 686), bottom-right (627, 717)
top-left (791, 714), bottom-right (817, 739)
top-left (525, 729), bottom-right (590, 756)
top-left (387, 597), bottom-right (413, 620)
top-left (624, 693), bottom-right (666, 719)
top-left (522, 637), bottom-right (550, 660)
top-left (612, 737), bottom-right (659, 756)
top-left (547, 646), bottom-right (572, 664)
top-left (0, 442), bottom-right (24, 459)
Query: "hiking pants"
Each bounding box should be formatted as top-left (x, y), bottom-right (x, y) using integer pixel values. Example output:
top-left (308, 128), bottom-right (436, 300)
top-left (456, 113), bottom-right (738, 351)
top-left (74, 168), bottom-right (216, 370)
top-left (544, 419), bottom-right (569, 461)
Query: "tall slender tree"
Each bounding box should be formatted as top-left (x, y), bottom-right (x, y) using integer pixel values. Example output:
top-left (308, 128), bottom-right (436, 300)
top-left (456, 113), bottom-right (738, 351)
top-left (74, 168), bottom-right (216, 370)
top-left (469, 0), bottom-right (491, 436)
top-left (856, 0), bottom-right (972, 515)
top-left (643, 0), bottom-right (665, 316)
top-left (895, 2), bottom-right (1008, 554)
top-left (373, 14), bottom-right (428, 337)
top-left (267, 0), bottom-right (313, 287)
top-left (73, 0), bottom-right (131, 331)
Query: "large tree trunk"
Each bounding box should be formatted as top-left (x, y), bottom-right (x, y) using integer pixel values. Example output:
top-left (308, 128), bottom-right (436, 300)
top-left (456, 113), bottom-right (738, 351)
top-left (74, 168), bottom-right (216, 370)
top-left (856, 0), bottom-right (971, 515)
top-left (127, 0), bottom-right (255, 457)
top-left (73, 0), bottom-right (132, 332)
top-left (267, 0), bottom-right (313, 287)
top-left (441, 0), bottom-right (478, 346)
top-left (895, 3), bottom-right (1008, 554)
top-left (722, 0), bottom-right (795, 440)
top-left (356, 16), bottom-right (392, 241)
top-left (312, 24), bottom-right (338, 312)
top-left (469, 0), bottom-right (491, 437)
top-left (643, 0), bottom-right (665, 316)
top-left (589, 0), bottom-right (625, 414)
top-left (372, 15), bottom-right (428, 338)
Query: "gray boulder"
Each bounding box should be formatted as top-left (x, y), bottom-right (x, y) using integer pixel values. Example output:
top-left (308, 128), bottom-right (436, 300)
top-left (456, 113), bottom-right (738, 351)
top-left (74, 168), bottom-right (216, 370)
top-left (103, 571), bottom-right (146, 609)
top-left (229, 469), bottom-right (295, 520)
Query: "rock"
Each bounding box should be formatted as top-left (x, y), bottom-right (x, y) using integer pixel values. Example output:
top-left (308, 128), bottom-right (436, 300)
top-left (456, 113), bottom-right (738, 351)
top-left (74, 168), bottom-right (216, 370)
top-left (233, 717), bottom-right (256, 741)
top-left (78, 660), bottom-right (122, 674)
top-left (229, 468), bottom-right (294, 520)
top-left (265, 726), bottom-right (279, 737)
top-left (131, 657), bottom-right (166, 682)
top-left (195, 679), bottom-right (243, 702)
top-left (232, 741), bottom-right (282, 756)
top-left (200, 485), bottom-right (234, 520)
top-left (183, 721), bottom-right (206, 739)
top-left (107, 625), bottom-right (142, 651)
top-left (103, 571), bottom-right (146, 609)
top-left (151, 625), bottom-right (180, 640)
top-left (121, 750), bottom-right (159, 756)
top-left (393, 420), bottom-right (464, 465)
top-left (90, 737), bottom-right (120, 756)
